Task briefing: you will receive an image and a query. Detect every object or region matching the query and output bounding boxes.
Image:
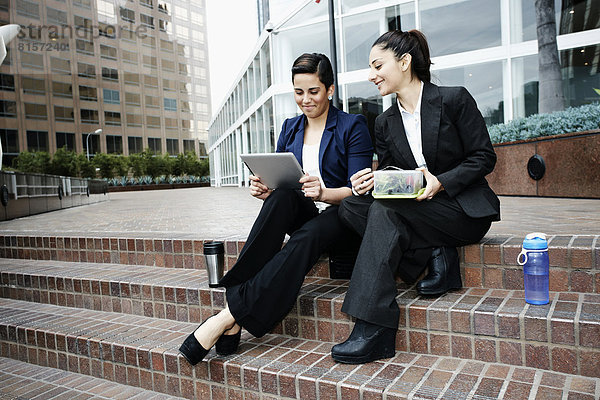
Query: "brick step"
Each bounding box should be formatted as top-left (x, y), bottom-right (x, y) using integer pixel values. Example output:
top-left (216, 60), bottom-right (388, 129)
top-left (0, 356), bottom-right (184, 399)
top-left (1, 258), bottom-right (599, 377)
top-left (1, 234), bottom-right (598, 291)
top-left (1, 298), bottom-right (598, 400)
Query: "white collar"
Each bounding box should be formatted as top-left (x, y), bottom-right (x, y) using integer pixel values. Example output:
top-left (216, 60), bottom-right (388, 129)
top-left (397, 81), bottom-right (424, 116)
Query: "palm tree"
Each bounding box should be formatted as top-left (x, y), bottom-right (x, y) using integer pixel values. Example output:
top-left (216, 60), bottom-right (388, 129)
top-left (535, 0), bottom-right (565, 113)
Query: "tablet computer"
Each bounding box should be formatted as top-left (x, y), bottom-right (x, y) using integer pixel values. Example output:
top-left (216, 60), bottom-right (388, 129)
top-left (240, 152), bottom-right (304, 189)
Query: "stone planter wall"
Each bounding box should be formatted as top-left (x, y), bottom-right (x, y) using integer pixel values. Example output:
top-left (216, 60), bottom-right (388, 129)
top-left (486, 130), bottom-right (600, 198)
top-left (107, 182), bottom-right (210, 193)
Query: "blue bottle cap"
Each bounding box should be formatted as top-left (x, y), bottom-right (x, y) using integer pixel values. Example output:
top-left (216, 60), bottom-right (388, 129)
top-left (523, 232), bottom-right (548, 250)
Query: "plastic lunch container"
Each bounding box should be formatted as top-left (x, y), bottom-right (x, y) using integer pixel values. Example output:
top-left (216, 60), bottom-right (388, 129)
top-left (372, 168), bottom-right (424, 199)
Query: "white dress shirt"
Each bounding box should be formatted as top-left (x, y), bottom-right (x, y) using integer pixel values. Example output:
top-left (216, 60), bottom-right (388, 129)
top-left (302, 143), bottom-right (329, 211)
top-left (397, 82), bottom-right (427, 168)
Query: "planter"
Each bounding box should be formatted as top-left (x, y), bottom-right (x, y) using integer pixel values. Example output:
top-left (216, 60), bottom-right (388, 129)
top-left (486, 130), bottom-right (600, 198)
top-left (108, 182), bottom-right (210, 192)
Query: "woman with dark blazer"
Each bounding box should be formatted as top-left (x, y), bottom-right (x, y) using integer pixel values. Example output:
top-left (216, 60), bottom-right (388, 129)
top-left (330, 30), bottom-right (500, 364)
top-left (179, 53), bottom-right (373, 364)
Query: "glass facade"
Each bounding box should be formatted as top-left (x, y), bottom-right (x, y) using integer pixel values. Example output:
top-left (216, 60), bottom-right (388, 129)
top-left (0, 0), bottom-right (211, 167)
top-left (206, 0), bottom-right (600, 187)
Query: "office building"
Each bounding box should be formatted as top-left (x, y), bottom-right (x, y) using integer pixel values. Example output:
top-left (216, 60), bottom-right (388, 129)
top-left (0, 0), bottom-right (211, 167)
top-left (207, 0), bottom-right (599, 187)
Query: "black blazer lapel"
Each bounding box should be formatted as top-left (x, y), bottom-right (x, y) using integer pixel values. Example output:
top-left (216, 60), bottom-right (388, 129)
top-left (421, 81), bottom-right (441, 172)
top-left (386, 101), bottom-right (418, 169)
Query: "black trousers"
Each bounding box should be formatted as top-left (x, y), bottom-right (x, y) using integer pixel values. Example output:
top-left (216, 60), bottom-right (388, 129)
top-left (219, 189), bottom-right (346, 337)
top-left (338, 192), bottom-right (493, 329)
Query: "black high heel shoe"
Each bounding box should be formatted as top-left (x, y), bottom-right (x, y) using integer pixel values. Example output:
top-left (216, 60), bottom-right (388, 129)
top-left (179, 319), bottom-right (212, 365)
top-left (215, 327), bottom-right (241, 355)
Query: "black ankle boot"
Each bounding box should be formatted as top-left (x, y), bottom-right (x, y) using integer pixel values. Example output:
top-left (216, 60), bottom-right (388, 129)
top-left (416, 246), bottom-right (462, 296)
top-left (331, 319), bottom-right (396, 364)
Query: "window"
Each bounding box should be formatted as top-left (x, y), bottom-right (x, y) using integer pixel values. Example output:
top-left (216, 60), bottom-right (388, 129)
top-left (120, 7), bottom-right (135, 22)
top-left (143, 55), bottom-right (157, 68)
top-left (162, 59), bottom-right (175, 71)
top-left (22, 77), bottom-right (45, 94)
top-left (181, 119), bottom-right (191, 131)
top-left (157, 0), bottom-right (170, 14)
top-left (420, 0), bottom-right (501, 56)
top-left (128, 136), bottom-right (143, 153)
top-left (52, 81), bottom-right (72, 98)
top-left (0, 74), bottom-right (14, 91)
top-left (47, 7), bottom-right (67, 24)
top-left (79, 85), bottom-right (97, 101)
top-left (103, 88), bottom-right (120, 104)
top-left (146, 116), bottom-right (160, 128)
top-left (76, 39), bottom-right (94, 55)
top-left (140, 13), bottom-right (154, 28)
top-left (159, 19), bottom-right (172, 34)
top-left (77, 62), bottom-right (96, 78)
top-left (97, 0), bottom-right (117, 24)
top-left (54, 106), bottom-right (74, 122)
top-left (166, 138), bottom-right (178, 155)
top-left (124, 72), bottom-right (140, 86)
top-left (160, 39), bottom-right (173, 52)
top-left (51, 57), bottom-right (71, 74)
top-left (81, 109), bottom-right (99, 123)
top-left (1, 129), bottom-right (19, 164)
top-left (176, 26), bottom-right (189, 40)
top-left (21, 52), bottom-right (44, 69)
top-left (183, 139), bottom-right (195, 153)
top-left (122, 28), bottom-right (136, 42)
top-left (148, 137), bottom-right (161, 153)
top-left (106, 135), bottom-right (123, 154)
top-left (56, 132), bottom-right (75, 151)
top-left (102, 67), bottom-right (118, 81)
top-left (181, 101), bottom-right (191, 112)
top-left (163, 79), bottom-right (176, 91)
top-left (141, 35), bottom-right (156, 48)
top-left (27, 130), bottom-right (48, 152)
top-left (100, 44), bottom-right (117, 60)
top-left (0, 100), bottom-right (16, 117)
top-left (82, 133), bottom-right (100, 155)
top-left (125, 92), bottom-right (140, 106)
top-left (74, 15), bottom-right (93, 32)
top-left (99, 22), bottom-right (116, 38)
top-left (73, 0), bottom-right (91, 9)
top-left (143, 75), bottom-right (158, 88)
top-left (191, 10), bottom-right (203, 24)
top-left (105, 111), bottom-right (121, 126)
top-left (165, 117), bottom-right (177, 129)
top-left (17, 0), bottom-right (39, 18)
top-left (140, 0), bottom-right (153, 8)
top-left (145, 95), bottom-right (160, 108)
top-left (178, 63), bottom-right (188, 75)
top-left (126, 113), bottom-right (142, 126)
top-left (0, 0), bottom-right (9, 12)
top-left (24, 103), bottom-right (47, 120)
top-left (164, 98), bottom-right (177, 111)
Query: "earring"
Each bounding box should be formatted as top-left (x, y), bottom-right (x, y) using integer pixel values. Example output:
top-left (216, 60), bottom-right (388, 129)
top-left (328, 95), bottom-right (332, 101)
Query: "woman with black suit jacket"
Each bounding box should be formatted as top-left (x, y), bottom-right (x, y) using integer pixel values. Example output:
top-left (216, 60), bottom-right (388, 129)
top-left (179, 53), bottom-right (373, 365)
top-left (331, 30), bottom-right (500, 364)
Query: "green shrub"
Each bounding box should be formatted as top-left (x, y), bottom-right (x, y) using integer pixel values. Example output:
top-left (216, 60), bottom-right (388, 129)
top-left (128, 153), bottom-right (146, 178)
top-left (12, 151), bottom-right (51, 174)
top-left (488, 102), bottom-right (600, 144)
top-left (93, 153), bottom-right (115, 179)
top-left (77, 154), bottom-right (96, 178)
top-left (49, 147), bottom-right (79, 176)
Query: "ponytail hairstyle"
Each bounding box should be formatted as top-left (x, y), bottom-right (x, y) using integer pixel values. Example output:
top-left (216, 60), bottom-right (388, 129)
top-left (291, 53), bottom-right (334, 88)
top-left (372, 29), bottom-right (432, 82)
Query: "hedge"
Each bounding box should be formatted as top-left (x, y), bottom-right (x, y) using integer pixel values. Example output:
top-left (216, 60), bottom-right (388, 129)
top-left (488, 102), bottom-right (600, 144)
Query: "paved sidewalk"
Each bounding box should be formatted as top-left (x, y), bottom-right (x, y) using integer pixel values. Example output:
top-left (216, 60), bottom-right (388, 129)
top-left (0, 187), bottom-right (597, 239)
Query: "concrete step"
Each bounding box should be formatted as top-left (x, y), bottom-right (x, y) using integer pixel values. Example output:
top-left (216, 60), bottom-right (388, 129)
top-left (1, 298), bottom-right (598, 400)
top-left (1, 258), bottom-right (599, 377)
top-left (0, 234), bottom-right (598, 292)
top-left (0, 356), bottom-right (184, 399)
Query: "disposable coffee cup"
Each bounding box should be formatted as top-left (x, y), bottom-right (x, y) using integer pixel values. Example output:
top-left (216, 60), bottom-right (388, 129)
top-left (203, 241), bottom-right (224, 288)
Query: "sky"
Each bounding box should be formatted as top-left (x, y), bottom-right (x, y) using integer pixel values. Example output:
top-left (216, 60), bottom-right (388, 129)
top-left (205, 0), bottom-right (259, 114)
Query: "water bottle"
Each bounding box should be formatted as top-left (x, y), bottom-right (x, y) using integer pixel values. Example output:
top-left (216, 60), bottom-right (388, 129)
top-left (517, 232), bottom-right (549, 305)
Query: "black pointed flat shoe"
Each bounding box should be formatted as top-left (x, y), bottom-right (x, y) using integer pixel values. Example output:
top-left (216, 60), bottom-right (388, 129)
top-left (179, 319), bottom-right (212, 365)
top-left (215, 327), bottom-right (241, 356)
